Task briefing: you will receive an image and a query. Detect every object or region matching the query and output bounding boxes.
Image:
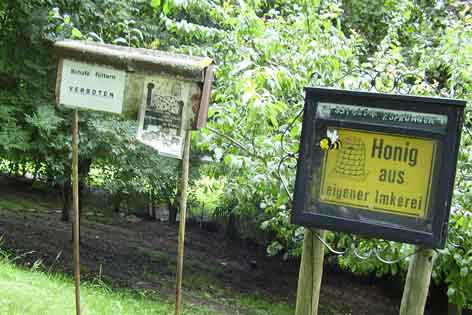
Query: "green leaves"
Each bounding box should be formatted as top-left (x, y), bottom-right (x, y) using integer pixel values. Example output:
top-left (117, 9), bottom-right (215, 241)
top-left (150, 0), bottom-right (161, 9)
top-left (2, 1), bottom-right (472, 309)
top-left (71, 28), bottom-right (83, 39)
top-left (25, 105), bottom-right (64, 137)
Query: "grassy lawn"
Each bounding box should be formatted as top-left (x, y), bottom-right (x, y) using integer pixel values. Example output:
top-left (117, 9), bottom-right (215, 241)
top-left (0, 256), bottom-right (293, 315)
top-left (0, 258), bottom-right (219, 315)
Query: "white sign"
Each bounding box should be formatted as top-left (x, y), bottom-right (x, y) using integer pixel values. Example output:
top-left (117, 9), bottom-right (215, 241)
top-left (137, 75), bottom-right (194, 159)
top-left (58, 59), bottom-right (126, 113)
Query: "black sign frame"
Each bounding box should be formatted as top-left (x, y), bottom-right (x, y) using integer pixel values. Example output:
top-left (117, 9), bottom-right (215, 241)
top-left (292, 87), bottom-right (466, 248)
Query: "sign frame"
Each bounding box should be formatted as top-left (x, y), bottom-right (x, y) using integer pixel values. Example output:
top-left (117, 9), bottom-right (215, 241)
top-left (56, 58), bottom-right (127, 114)
top-left (54, 40), bottom-right (215, 129)
top-left (292, 87), bottom-right (466, 248)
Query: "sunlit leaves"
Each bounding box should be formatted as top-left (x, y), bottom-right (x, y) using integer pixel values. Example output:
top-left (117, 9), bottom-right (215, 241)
top-left (150, 0), bottom-right (161, 9)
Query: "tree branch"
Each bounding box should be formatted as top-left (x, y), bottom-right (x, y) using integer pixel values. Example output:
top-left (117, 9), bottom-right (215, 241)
top-left (206, 126), bottom-right (267, 160)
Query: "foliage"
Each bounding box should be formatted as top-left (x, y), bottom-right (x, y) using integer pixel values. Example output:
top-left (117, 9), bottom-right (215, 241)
top-left (1, 0), bottom-right (472, 309)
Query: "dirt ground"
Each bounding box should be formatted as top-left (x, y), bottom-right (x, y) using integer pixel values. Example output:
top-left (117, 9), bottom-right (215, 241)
top-left (0, 175), bottom-right (434, 315)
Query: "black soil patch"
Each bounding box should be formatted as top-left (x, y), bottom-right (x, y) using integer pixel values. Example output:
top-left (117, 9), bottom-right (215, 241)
top-left (0, 175), bottom-right (408, 314)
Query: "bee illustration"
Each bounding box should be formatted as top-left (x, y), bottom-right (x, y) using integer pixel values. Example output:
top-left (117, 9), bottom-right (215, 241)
top-left (319, 129), bottom-right (341, 151)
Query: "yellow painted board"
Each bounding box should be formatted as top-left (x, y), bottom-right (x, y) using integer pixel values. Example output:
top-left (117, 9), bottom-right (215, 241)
top-left (319, 128), bottom-right (437, 218)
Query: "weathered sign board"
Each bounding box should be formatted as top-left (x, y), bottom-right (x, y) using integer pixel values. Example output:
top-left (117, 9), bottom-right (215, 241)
top-left (137, 75), bottom-right (198, 158)
top-left (55, 40), bottom-right (215, 158)
top-left (58, 59), bottom-right (127, 113)
top-left (292, 87), bottom-right (465, 248)
top-left (54, 40), bottom-right (215, 315)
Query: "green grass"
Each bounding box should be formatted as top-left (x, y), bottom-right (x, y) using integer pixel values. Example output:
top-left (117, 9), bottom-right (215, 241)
top-left (0, 256), bottom-right (295, 315)
top-left (237, 295), bottom-right (294, 315)
top-left (0, 195), bottom-right (48, 211)
top-left (0, 258), bottom-right (217, 315)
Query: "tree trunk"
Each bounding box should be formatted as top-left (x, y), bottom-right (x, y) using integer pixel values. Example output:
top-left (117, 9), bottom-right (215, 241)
top-left (150, 198), bottom-right (157, 220)
top-left (448, 304), bottom-right (463, 315)
top-left (226, 212), bottom-right (239, 240)
top-left (60, 181), bottom-right (71, 222)
top-left (78, 158), bottom-right (92, 215)
top-left (77, 158), bottom-right (92, 243)
top-left (168, 199), bottom-right (178, 225)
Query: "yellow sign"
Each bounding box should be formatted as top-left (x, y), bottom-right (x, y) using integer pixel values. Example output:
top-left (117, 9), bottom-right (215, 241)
top-left (319, 129), bottom-right (437, 218)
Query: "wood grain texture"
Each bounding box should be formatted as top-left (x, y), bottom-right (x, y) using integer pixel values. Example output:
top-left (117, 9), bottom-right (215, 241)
top-left (295, 229), bottom-right (326, 315)
top-left (175, 129), bottom-right (192, 315)
top-left (400, 247), bottom-right (437, 315)
top-left (72, 109), bottom-right (81, 315)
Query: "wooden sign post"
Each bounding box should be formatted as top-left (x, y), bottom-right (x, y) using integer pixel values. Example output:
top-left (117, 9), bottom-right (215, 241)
top-left (174, 66), bottom-right (215, 315)
top-left (295, 229), bottom-right (325, 315)
top-left (175, 130), bottom-right (191, 315)
top-left (400, 248), bottom-right (437, 315)
top-left (292, 88), bottom-right (465, 314)
top-left (54, 40), bottom-right (215, 315)
top-left (72, 109), bottom-right (81, 315)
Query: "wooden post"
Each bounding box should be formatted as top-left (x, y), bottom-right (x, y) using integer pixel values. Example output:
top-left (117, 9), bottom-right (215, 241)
top-left (72, 109), bottom-right (81, 315)
top-left (295, 229), bottom-right (326, 315)
top-left (400, 247), bottom-right (437, 315)
top-left (175, 129), bottom-right (191, 315)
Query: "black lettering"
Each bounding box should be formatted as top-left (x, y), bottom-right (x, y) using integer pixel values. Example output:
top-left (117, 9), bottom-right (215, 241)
top-left (397, 171), bottom-right (405, 184)
top-left (357, 191), bottom-right (363, 201)
top-left (379, 169), bottom-right (387, 181)
top-left (403, 142), bottom-right (410, 162)
top-left (404, 198), bottom-right (410, 208)
top-left (411, 198), bottom-right (417, 209)
top-left (379, 193), bottom-right (389, 204)
top-left (350, 190), bottom-right (356, 200)
top-left (389, 192), bottom-right (396, 205)
top-left (393, 146), bottom-right (403, 161)
top-left (409, 148), bottom-right (418, 166)
top-left (387, 169), bottom-right (396, 183)
top-left (372, 138), bottom-right (383, 159)
top-left (373, 139), bottom-right (418, 167)
top-left (397, 197), bottom-right (404, 207)
top-left (384, 145), bottom-right (392, 160)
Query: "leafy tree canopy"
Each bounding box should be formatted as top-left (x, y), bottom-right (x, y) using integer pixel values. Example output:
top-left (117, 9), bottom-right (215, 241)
top-left (1, 0), bottom-right (472, 309)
